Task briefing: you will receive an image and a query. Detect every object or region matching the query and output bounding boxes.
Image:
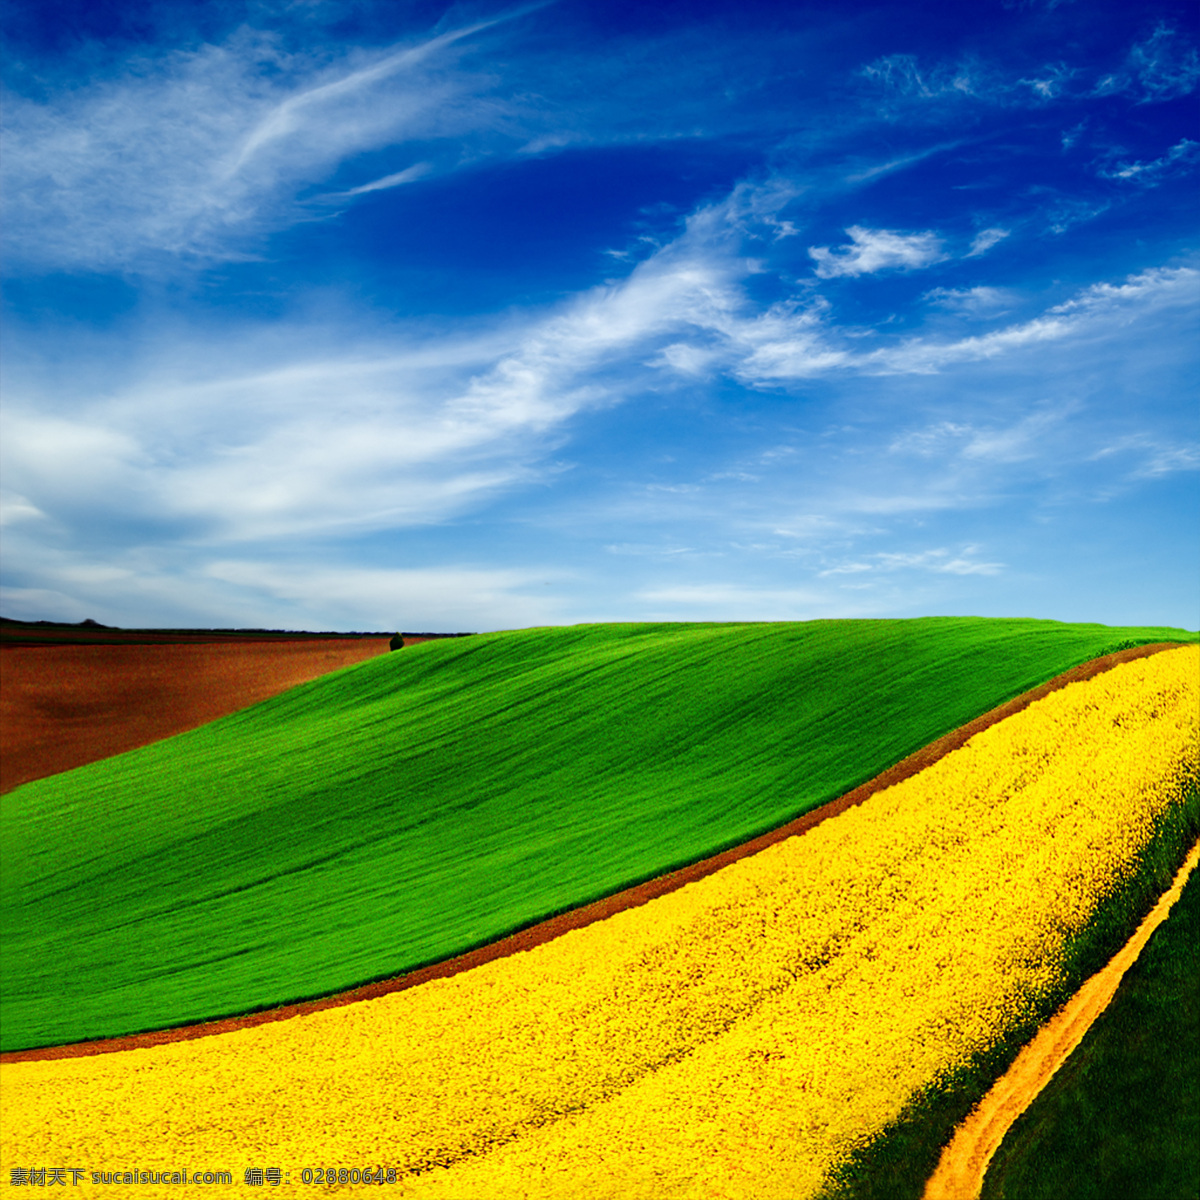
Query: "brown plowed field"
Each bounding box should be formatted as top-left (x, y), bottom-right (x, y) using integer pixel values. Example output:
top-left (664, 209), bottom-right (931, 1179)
top-left (0, 637), bottom-right (410, 794)
top-left (0, 640), bottom-right (1181, 1065)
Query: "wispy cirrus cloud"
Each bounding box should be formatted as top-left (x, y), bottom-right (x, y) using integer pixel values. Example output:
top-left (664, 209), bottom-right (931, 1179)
top-left (1, 22), bottom-right (511, 270)
top-left (221, 16), bottom-right (511, 175)
top-left (315, 162), bottom-right (433, 200)
top-left (862, 21), bottom-right (1200, 117)
top-left (1098, 137), bottom-right (1200, 185)
top-left (1094, 22), bottom-right (1200, 103)
top-left (819, 547), bottom-right (1004, 577)
top-left (9, 4), bottom-right (777, 273)
top-left (0, 6), bottom-right (863, 277)
top-left (1018, 63), bottom-right (1078, 100)
top-left (1090, 435), bottom-right (1200, 480)
top-left (859, 53), bottom-right (982, 105)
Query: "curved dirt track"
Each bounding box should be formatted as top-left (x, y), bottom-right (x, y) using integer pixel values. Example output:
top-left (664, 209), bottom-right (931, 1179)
top-left (922, 835), bottom-right (1200, 1200)
top-left (0, 641), bottom-right (1184, 1064)
top-left (0, 636), bottom-right (417, 794)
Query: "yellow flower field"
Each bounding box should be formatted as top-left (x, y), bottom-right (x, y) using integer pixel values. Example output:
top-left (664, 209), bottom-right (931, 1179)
top-left (3, 646), bottom-right (1197, 1198)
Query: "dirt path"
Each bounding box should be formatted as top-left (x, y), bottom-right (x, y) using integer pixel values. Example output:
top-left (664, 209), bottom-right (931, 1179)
top-left (1, 641), bottom-right (1183, 1065)
top-left (921, 835), bottom-right (1200, 1200)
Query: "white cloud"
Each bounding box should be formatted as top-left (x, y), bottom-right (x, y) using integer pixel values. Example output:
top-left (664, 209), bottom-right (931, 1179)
top-left (1018, 64), bottom-right (1077, 100)
top-left (2, 349), bottom-right (544, 544)
top-left (808, 226), bottom-right (946, 278)
top-left (1099, 138), bottom-right (1200, 185)
top-left (924, 286), bottom-right (1014, 314)
top-left (0, 535), bottom-right (293, 628)
top-left (730, 302), bottom-right (851, 379)
top-left (317, 163), bottom-right (433, 199)
top-left (859, 54), bottom-right (979, 103)
top-left (887, 422), bottom-right (974, 456)
top-left (1090, 435), bottom-right (1200, 480)
top-left (1132, 445), bottom-right (1200, 479)
top-left (0, 195), bottom-right (755, 545)
top-left (960, 404), bottom-right (1080, 463)
top-left (1060, 120), bottom-right (1086, 150)
top-left (844, 141), bottom-right (964, 184)
top-left (1129, 23), bottom-right (1200, 102)
top-left (647, 210), bottom-right (1197, 387)
top-left (863, 316), bottom-right (1071, 373)
top-left (866, 266), bottom-right (1199, 374)
top-left (653, 343), bottom-right (724, 376)
top-left (604, 543), bottom-right (695, 556)
top-left (1041, 196), bottom-right (1111, 235)
top-left (1047, 266), bottom-right (1200, 315)
top-left (0, 11), bottom-right (824, 275)
top-left (0, 416), bottom-right (150, 508)
top-left (1091, 24), bottom-right (1200, 103)
top-left (820, 547), bottom-right (1003, 577)
top-left (864, 24), bottom-right (1199, 113)
top-left (0, 492), bottom-right (49, 527)
top-left (223, 21), bottom-right (494, 172)
top-left (966, 227), bottom-right (1009, 256)
top-left (772, 514), bottom-right (856, 540)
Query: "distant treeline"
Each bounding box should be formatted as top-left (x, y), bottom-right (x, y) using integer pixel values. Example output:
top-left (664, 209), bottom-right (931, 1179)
top-left (0, 617), bottom-right (476, 647)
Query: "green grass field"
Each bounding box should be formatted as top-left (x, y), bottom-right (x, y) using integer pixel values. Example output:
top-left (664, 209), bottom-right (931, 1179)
top-left (2, 616), bottom-right (1195, 1053)
top-left (979, 852), bottom-right (1200, 1200)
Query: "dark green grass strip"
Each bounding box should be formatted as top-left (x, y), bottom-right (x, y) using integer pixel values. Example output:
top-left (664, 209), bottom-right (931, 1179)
top-left (1, 617), bottom-right (1194, 1052)
top-left (978, 841), bottom-right (1200, 1200)
top-left (818, 792), bottom-right (1200, 1200)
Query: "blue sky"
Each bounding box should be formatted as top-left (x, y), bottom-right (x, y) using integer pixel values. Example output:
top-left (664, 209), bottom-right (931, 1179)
top-left (2, 0), bottom-right (1197, 632)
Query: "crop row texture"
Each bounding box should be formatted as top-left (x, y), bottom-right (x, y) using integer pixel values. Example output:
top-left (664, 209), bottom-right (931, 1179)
top-left (3, 646), bottom-right (1197, 1199)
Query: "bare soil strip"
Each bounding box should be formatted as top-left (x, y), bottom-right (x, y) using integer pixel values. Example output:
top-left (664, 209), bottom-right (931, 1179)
top-left (0, 636), bottom-right (424, 794)
top-left (0, 641), bottom-right (1181, 1064)
top-left (921, 835), bottom-right (1200, 1200)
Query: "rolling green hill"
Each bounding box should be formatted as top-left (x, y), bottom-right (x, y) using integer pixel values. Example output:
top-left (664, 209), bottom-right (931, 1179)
top-left (2, 617), bottom-right (1195, 1053)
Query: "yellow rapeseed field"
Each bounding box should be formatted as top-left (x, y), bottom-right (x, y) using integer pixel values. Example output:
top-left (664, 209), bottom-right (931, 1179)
top-left (3, 646), bottom-right (1197, 1199)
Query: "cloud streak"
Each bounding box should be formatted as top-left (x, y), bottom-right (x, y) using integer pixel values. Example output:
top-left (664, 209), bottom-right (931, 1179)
top-left (1099, 138), bottom-right (1200, 185)
top-left (316, 163), bottom-right (433, 199)
top-left (819, 547), bottom-right (1004, 577)
top-left (967, 227), bottom-right (1009, 256)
